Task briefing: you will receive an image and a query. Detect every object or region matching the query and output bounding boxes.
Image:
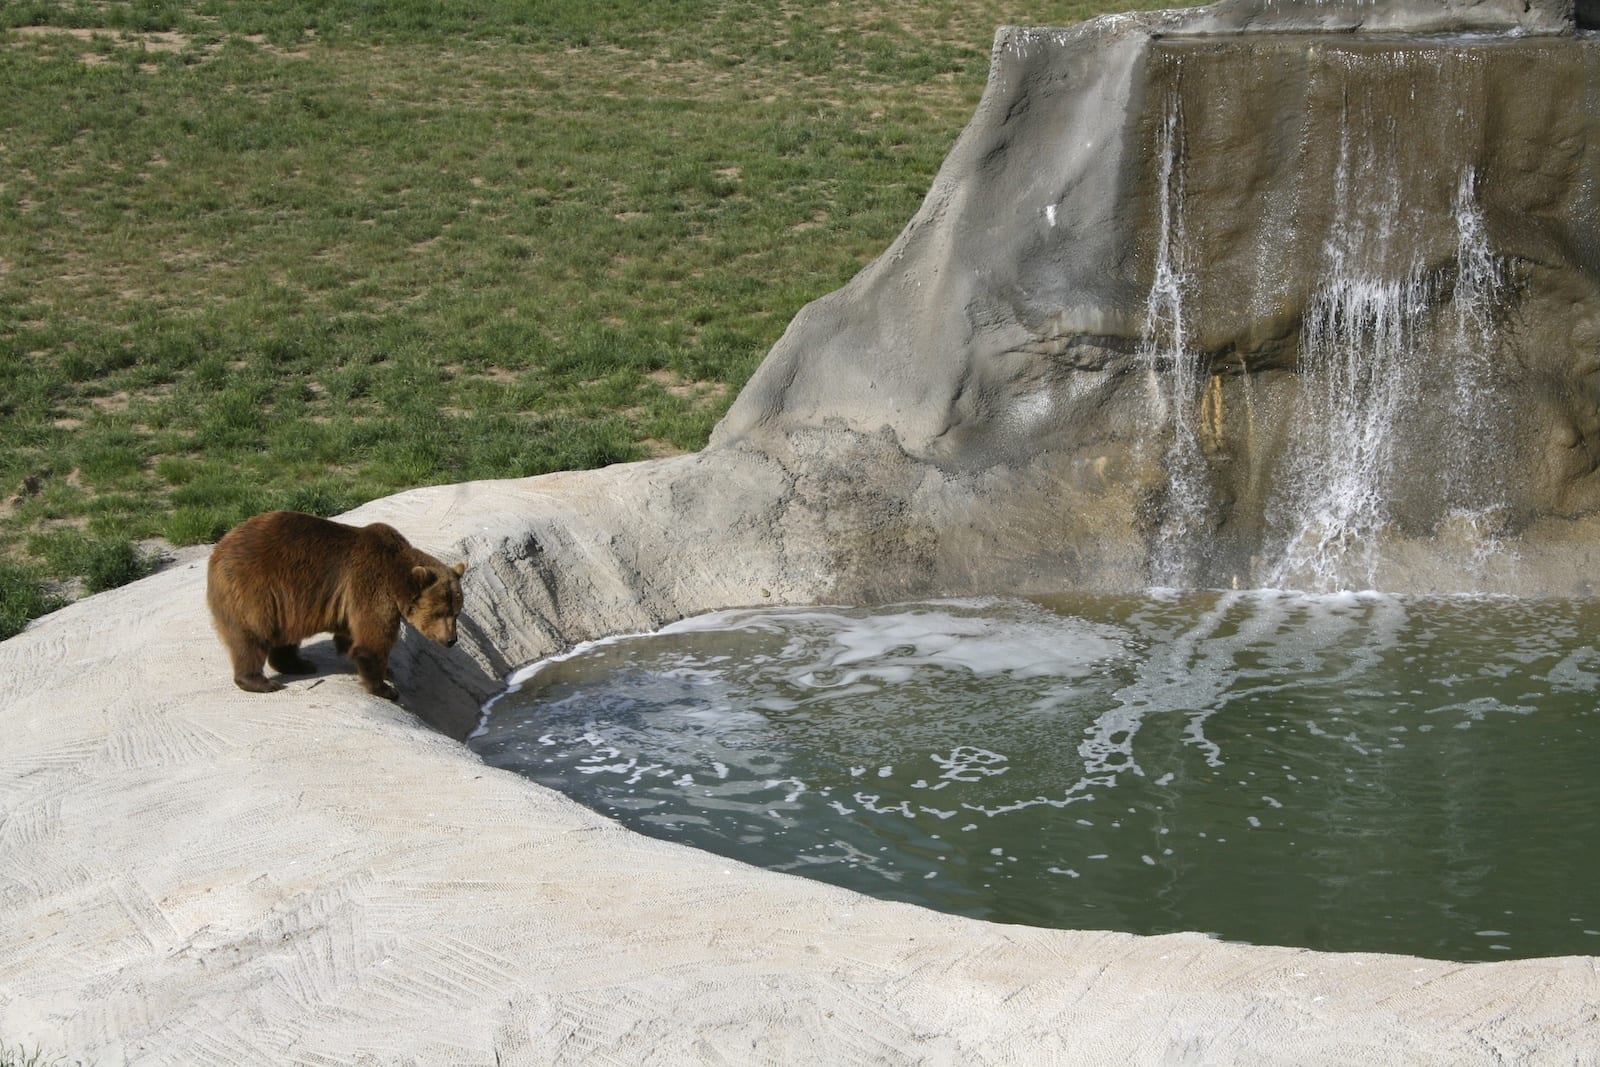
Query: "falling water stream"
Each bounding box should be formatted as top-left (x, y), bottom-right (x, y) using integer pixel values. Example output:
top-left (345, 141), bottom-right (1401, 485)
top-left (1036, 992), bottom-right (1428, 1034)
top-left (1264, 164), bottom-right (1514, 590)
top-left (1140, 45), bottom-right (1519, 591)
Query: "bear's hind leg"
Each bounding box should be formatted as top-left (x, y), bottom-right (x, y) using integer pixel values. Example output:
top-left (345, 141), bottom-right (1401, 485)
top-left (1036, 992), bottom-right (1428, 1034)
top-left (267, 643), bottom-right (317, 675)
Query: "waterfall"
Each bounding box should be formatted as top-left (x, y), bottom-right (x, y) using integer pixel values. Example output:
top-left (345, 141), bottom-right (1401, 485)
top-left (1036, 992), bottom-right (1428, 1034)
top-left (1265, 164), bottom-right (1512, 591)
top-left (1442, 166), bottom-right (1513, 557)
top-left (1138, 46), bottom-right (1517, 593)
top-left (1139, 92), bottom-right (1212, 588)
top-left (1264, 107), bottom-right (1432, 590)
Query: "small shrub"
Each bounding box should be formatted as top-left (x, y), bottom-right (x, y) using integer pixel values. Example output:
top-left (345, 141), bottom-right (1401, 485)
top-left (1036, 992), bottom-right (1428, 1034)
top-left (27, 530), bottom-right (155, 594)
top-left (0, 1042), bottom-right (73, 1067)
top-left (279, 480), bottom-right (360, 518)
top-left (154, 456), bottom-right (198, 486)
top-left (166, 505), bottom-right (247, 546)
top-left (82, 538), bottom-right (155, 593)
top-left (0, 560), bottom-right (65, 641)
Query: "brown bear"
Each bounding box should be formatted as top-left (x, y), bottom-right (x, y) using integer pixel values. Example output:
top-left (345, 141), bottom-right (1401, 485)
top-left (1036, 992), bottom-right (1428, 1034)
top-left (207, 510), bottom-right (466, 700)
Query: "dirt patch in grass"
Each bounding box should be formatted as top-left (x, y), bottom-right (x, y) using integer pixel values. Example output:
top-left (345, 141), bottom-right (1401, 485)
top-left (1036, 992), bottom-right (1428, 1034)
top-left (5, 23), bottom-right (315, 66)
top-left (7, 25), bottom-right (192, 62)
top-left (648, 369), bottom-right (729, 404)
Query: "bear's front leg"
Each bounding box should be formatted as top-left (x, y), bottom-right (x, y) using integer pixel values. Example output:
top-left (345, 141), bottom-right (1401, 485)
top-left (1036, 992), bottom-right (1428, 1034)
top-left (222, 631), bottom-right (284, 693)
top-left (347, 643), bottom-right (399, 701)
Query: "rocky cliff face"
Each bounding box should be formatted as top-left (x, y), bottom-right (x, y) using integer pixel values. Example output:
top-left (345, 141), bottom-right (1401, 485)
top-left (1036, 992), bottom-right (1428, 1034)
top-left (712, 0), bottom-right (1600, 594)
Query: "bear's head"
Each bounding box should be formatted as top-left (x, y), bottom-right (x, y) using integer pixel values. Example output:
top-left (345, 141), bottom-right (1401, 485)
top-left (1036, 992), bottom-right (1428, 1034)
top-left (405, 561), bottom-right (467, 647)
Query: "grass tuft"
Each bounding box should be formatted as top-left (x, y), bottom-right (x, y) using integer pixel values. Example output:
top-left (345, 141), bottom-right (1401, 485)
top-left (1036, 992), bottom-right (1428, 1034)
top-left (0, 560), bottom-right (65, 641)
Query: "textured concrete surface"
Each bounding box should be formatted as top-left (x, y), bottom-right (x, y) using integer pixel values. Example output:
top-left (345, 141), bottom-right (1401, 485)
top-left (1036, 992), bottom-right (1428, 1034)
top-left (3, 464), bottom-right (1599, 1064)
top-left (7, 0), bottom-right (1600, 1060)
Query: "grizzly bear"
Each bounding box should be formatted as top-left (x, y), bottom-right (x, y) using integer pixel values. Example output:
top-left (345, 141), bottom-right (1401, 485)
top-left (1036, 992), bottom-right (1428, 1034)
top-left (207, 510), bottom-right (466, 700)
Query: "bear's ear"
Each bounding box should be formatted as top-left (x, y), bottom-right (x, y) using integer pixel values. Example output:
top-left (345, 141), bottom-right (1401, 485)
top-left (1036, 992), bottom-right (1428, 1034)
top-left (452, 562), bottom-right (466, 577)
top-left (411, 565), bottom-right (438, 589)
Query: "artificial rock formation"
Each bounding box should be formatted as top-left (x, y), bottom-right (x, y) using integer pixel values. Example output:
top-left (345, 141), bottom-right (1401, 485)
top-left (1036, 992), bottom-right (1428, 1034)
top-left (717, 0), bottom-right (1600, 595)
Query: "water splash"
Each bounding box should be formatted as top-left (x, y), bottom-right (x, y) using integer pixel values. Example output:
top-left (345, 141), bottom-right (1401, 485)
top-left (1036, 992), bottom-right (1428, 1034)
top-left (1267, 274), bottom-right (1433, 588)
top-left (1266, 161), bottom-right (1512, 590)
top-left (1442, 166), bottom-right (1513, 545)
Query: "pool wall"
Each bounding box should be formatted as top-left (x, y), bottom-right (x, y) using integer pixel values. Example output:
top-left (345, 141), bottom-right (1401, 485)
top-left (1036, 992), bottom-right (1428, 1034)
top-left (3, 467), bottom-right (1598, 1063)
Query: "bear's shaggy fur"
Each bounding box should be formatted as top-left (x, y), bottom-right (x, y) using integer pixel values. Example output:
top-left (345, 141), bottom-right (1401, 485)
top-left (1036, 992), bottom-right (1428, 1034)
top-left (207, 510), bottom-right (466, 700)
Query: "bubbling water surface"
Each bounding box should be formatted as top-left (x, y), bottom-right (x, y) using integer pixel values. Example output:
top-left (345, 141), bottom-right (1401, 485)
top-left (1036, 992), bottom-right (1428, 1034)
top-left (471, 592), bottom-right (1600, 961)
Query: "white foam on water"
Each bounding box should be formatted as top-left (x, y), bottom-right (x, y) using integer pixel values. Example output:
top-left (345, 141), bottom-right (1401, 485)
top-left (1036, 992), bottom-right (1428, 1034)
top-left (490, 592), bottom-right (1435, 825)
top-left (661, 598), bottom-right (1125, 683)
top-left (1548, 647), bottom-right (1600, 692)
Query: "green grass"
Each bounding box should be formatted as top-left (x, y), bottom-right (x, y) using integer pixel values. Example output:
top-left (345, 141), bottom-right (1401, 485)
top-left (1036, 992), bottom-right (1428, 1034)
top-left (0, 559), bottom-right (65, 640)
top-left (0, 0), bottom-right (1182, 636)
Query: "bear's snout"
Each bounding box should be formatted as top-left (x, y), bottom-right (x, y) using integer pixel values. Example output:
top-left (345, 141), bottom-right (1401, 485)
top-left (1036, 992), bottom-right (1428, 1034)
top-left (421, 621), bottom-right (458, 647)
top-left (431, 617), bottom-right (459, 648)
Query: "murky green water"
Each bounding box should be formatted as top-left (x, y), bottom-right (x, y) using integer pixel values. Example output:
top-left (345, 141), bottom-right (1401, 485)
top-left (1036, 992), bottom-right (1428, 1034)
top-left (471, 592), bottom-right (1600, 960)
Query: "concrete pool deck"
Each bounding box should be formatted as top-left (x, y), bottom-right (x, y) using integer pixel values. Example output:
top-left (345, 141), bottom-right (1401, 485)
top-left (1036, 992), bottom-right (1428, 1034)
top-left (3, 465), bottom-right (1597, 1065)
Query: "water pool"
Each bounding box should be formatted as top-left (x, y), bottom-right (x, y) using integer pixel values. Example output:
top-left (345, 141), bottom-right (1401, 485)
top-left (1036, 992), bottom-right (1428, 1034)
top-left (469, 591), bottom-right (1600, 961)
